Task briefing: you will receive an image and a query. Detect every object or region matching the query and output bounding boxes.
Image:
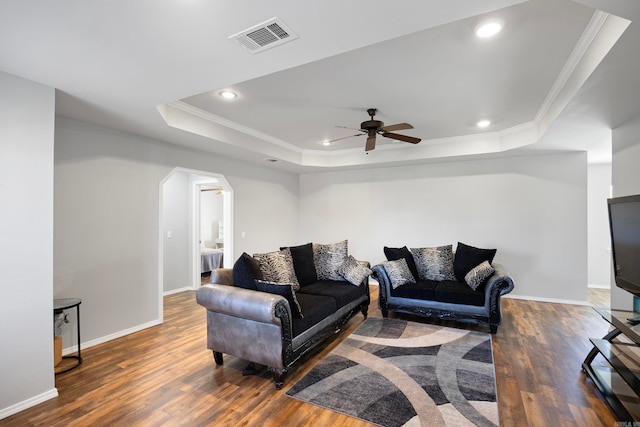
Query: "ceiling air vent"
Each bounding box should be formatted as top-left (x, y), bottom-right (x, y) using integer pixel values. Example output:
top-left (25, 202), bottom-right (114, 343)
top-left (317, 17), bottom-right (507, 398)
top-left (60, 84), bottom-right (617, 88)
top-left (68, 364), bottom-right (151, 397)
top-left (229, 17), bottom-right (298, 54)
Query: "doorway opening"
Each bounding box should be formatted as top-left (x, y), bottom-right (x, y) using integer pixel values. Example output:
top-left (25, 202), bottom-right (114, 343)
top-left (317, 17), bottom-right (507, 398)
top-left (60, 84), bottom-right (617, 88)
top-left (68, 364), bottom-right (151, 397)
top-left (159, 168), bottom-right (233, 317)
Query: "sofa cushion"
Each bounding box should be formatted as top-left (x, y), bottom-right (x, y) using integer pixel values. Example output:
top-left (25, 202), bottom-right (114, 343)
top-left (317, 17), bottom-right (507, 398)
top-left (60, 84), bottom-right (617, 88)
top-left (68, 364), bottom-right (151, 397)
top-left (298, 280), bottom-right (366, 309)
top-left (465, 261), bottom-right (496, 291)
top-left (313, 240), bottom-right (348, 281)
top-left (292, 293), bottom-right (337, 337)
top-left (381, 258), bottom-right (416, 289)
top-left (280, 243), bottom-right (318, 287)
top-left (232, 252), bottom-right (264, 290)
top-left (255, 280), bottom-right (304, 319)
top-left (434, 281), bottom-right (485, 306)
top-left (453, 242), bottom-right (497, 282)
top-left (389, 279), bottom-right (438, 300)
top-left (384, 246), bottom-right (419, 281)
top-left (253, 248), bottom-right (300, 290)
top-left (410, 245), bottom-right (457, 281)
top-left (338, 255), bottom-right (372, 286)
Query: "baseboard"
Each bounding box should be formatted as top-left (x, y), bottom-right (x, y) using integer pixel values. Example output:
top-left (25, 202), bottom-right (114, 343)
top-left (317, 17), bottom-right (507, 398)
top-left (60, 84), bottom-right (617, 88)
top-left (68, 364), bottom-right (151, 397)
top-left (504, 294), bottom-right (589, 306)
top-left (163, 286), bottom-right (193, 296)
top-left (0, 388), bottom-right (58, 421)
top-left (588, 284), bottom-right (611, 290)
top-left (62, 319), bottom-right (162, 355)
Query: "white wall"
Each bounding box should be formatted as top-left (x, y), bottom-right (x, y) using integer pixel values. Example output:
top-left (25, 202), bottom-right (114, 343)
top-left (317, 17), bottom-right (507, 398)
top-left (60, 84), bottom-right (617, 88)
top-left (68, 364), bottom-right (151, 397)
top-left (162, 172), bottom-right (190, 292)
top-left (611, 112), bottom-right (640, 310)
top-left (587, 163), bottom-right (612, 288)
top-left (300, 152), bottom-right (588, 303)
top-left (0, 72), bottom-right (57, 417)
top-left (54, 116), bottom-right (299, 349)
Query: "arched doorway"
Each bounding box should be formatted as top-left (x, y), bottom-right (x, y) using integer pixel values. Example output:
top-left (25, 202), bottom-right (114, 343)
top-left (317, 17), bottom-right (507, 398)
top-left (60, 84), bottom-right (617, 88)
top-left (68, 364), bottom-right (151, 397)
top-left (159, 168), bottom-right (233, 316)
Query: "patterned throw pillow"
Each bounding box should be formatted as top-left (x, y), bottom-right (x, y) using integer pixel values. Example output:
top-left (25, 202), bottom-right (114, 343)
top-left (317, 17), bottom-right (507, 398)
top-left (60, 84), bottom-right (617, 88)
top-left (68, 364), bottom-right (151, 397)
top-left (254, 280), bottom-right (303, 319)
top-left (381, 258), bottom-right (416, 289)
top-left (337, 255), bottom-right (372, 286)
top-left (464, 260), bottom-right (496, 291)
top-left (383, 246), bottom-right (420, 281)
top-left (253, 248), bottom-right (300, 291)
top-left (410, 245), bottom-right (457, 281)
top-left (313, 240), bottom-right (348, 281)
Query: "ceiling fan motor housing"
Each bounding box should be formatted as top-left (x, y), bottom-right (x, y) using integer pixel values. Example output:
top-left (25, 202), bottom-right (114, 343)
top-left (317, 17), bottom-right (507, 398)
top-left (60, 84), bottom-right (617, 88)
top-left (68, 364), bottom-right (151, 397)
top-left (360, 119), bottom-right (384, 132)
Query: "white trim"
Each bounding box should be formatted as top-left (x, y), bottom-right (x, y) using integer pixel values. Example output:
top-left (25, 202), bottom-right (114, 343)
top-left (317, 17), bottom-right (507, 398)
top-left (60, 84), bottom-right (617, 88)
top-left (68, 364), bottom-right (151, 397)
top-left (163, 286), bottom-right (193, 296)
top-left (166, 101), bottom-right (303, 153)
top-left (0, 389), bottom-right (59, 421)
top-left (534, 10), bottom-right (609, 124)
top-left (504, 294), bottom-right (589, 306)
top-left (588, 284), bottom-right (611, 289)
top-left (61, 320), bottom-right (162, 356)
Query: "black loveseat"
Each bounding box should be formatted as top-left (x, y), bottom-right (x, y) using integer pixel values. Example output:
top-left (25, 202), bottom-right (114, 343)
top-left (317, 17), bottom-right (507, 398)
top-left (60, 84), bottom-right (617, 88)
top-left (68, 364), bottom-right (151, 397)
top-left (371, 243), bottom-right (514, 333)
top-left (196, 240), bottom-right (370, 388)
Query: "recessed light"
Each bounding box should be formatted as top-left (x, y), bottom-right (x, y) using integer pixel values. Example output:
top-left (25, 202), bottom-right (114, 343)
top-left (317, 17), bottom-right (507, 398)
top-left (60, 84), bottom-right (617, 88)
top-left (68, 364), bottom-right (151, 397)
top-left (475, 20), bottom-right (503, 38)
top-left (322, 140), bottom-right (331, 146)
top-left (477, 120), bottom-right (491, 128)
top-left (219, 90), bottom-right (237, 100)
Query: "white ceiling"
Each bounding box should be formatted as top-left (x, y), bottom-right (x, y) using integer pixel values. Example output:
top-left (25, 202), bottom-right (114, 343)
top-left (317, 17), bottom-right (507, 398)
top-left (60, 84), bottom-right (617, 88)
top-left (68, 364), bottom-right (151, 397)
top-left (1, 0), bottom-right (639, 172)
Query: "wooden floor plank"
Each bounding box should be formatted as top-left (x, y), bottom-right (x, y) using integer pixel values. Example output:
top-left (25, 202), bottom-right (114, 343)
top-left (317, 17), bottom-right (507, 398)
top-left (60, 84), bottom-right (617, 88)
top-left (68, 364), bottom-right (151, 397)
top-left (0, 287), bottom-right (622, 426)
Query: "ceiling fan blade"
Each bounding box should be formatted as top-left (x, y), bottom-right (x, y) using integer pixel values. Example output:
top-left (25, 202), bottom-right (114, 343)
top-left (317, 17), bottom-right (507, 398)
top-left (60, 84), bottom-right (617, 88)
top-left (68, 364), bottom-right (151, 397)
top-left (327, 133), bottom-right (363, 143)
top-left (336, 125), bottom-right (365, 132)
top-left (365, 135), bottom-right (376, 151)
top-left (381, 123), bottom-right (413, 132)
top-left (381, 132), bottom-right (421, 144)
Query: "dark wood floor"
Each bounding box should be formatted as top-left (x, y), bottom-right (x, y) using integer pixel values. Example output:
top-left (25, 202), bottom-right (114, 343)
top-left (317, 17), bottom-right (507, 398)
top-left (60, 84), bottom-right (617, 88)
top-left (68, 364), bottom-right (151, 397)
top-left (1, 285), bottom-right (620, 426)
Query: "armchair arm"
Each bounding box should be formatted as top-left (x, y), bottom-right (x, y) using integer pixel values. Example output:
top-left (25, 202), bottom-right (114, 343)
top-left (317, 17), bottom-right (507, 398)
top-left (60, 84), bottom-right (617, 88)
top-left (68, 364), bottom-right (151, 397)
top-left (196, 284), bottom-right (287, 325)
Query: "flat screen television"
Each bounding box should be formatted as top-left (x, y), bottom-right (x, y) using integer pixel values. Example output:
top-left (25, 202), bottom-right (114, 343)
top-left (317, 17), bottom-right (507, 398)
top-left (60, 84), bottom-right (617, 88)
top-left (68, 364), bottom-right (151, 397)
top-left (608, 194), bottom-right (640, 298)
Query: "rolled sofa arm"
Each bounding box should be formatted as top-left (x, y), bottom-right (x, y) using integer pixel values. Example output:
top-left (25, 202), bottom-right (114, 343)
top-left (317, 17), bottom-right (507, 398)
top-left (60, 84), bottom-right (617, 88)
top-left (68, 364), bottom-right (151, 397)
top-left (484, 263), bottom-right (514, 296)
top-left (210, 268), bottom-right (234, 286)
top-left (371, 264), bottom-right (390, 286)
top-left (196, 284), bottom-right (286, 325)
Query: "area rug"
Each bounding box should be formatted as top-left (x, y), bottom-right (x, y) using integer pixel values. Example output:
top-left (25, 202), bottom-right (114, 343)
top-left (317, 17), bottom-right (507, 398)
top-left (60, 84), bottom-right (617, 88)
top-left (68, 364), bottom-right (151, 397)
top-left (286, 317), bottom-right (498, 427)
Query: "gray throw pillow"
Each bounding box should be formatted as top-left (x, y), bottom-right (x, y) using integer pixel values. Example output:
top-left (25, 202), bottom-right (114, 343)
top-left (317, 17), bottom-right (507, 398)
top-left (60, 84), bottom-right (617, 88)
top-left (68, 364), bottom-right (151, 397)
top-left (338, 255), bottom-right (372, 286)
top-left (464, 260), bottom-right (495, 290)
top-left (253, 248), bottom-right (300, 290)
top-left (410, 245), bottom-right (456, 281)
top-left (381, 258), bottom-right (416, 289)
top-left (313, 240), bottom-right (348, 281)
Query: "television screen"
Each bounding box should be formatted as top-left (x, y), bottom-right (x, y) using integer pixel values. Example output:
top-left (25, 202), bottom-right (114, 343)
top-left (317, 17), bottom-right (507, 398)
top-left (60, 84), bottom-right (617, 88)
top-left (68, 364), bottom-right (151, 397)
top-left (608, 194), bottom-right (640, 297)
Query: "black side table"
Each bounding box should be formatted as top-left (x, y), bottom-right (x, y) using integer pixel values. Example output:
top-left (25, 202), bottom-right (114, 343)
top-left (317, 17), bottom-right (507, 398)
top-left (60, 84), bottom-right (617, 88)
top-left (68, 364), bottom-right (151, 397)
top-left (54, 298), bottom-right (82, 374)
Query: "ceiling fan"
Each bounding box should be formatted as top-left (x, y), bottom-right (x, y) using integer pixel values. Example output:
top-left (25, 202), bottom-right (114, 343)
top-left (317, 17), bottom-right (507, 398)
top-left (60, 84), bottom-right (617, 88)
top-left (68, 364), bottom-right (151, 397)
top-left (329, 108), bottom-right (422, 151)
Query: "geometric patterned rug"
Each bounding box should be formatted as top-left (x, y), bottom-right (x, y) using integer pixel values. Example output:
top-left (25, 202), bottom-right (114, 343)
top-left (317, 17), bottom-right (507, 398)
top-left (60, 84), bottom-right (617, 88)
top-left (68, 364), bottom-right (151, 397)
top-left (286, 317), bottom-right (499, 427)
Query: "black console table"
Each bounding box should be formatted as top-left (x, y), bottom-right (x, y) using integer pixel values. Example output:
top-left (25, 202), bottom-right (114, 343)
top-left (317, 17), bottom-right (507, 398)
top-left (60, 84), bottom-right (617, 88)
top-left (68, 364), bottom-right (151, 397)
top-left (54, 298), bottom-right (82, 374)
top-left (583, 308), bottom-right (640, 421)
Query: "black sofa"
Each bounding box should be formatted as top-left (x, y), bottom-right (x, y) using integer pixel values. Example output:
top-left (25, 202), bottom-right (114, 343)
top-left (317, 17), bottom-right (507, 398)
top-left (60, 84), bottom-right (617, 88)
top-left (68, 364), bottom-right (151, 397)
top-left (371, 243), bottom-right (514, 333)
top-left (196, 240), bottom-right (370, 388)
